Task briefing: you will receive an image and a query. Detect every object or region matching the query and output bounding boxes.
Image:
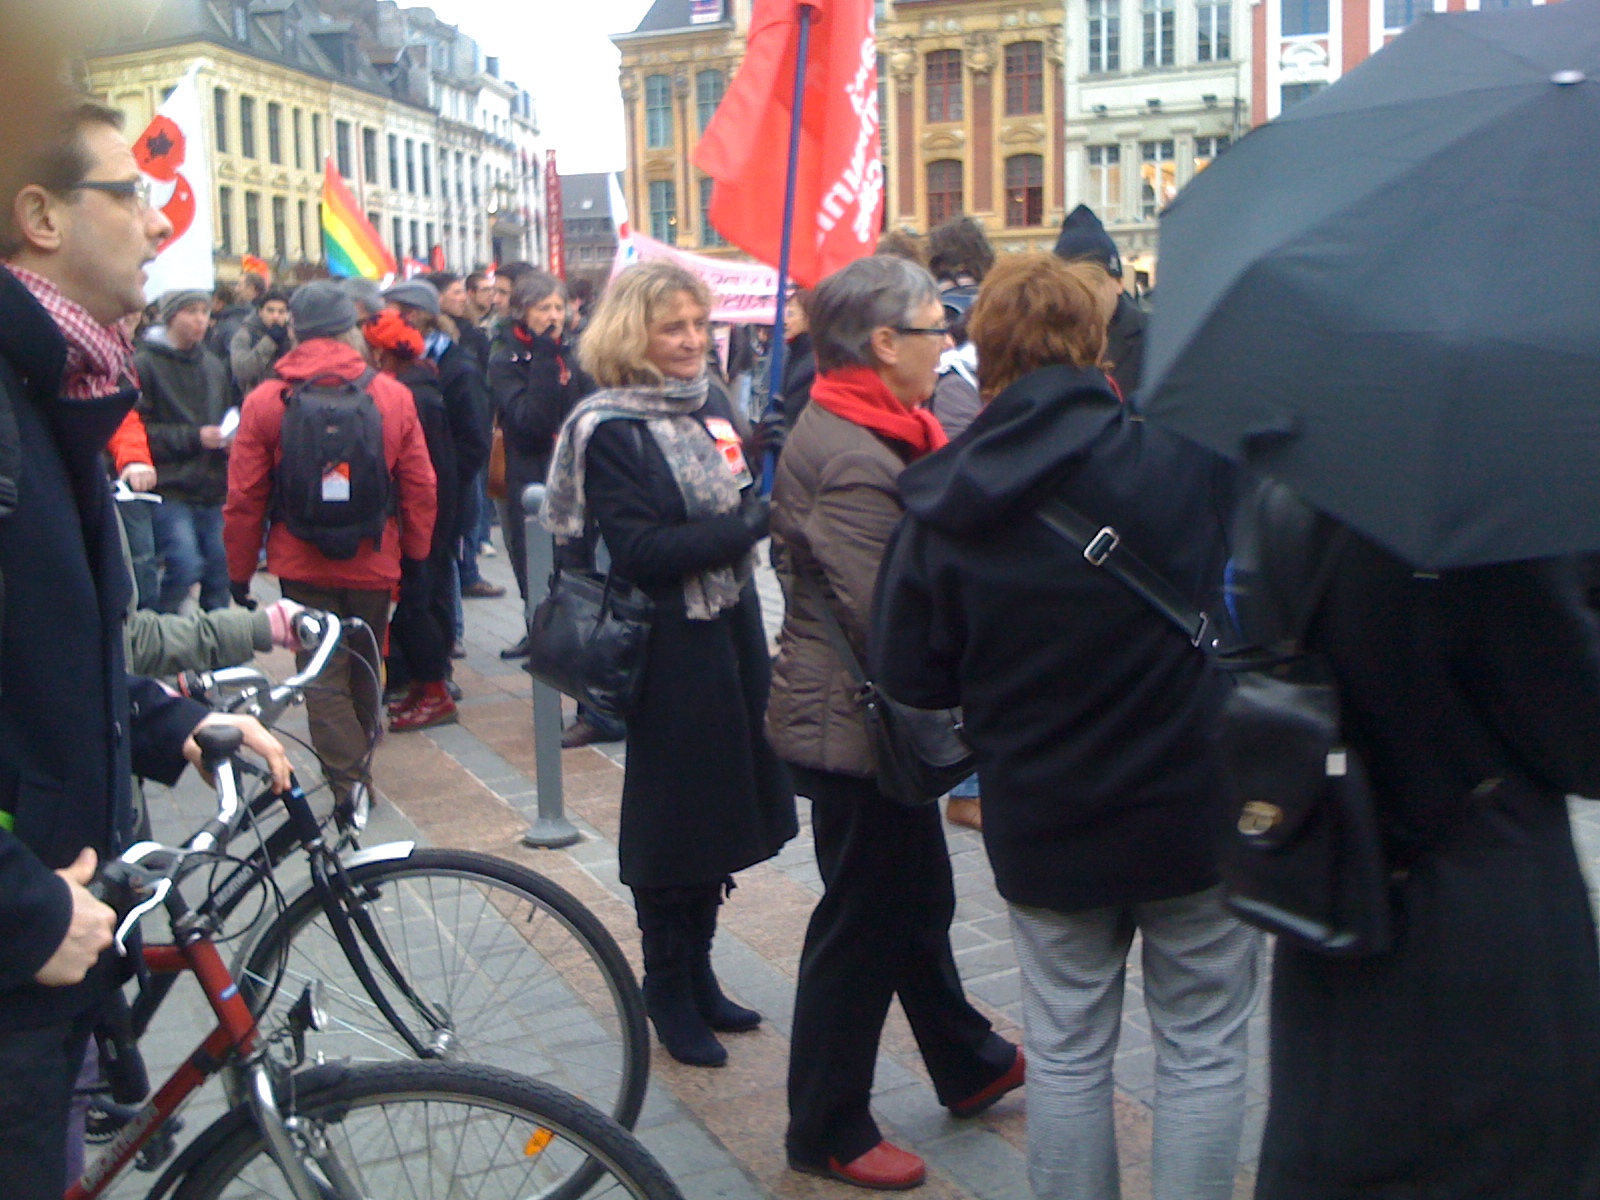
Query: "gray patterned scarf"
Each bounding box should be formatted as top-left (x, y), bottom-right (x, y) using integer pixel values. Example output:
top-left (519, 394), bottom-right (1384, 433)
top-left (541, 373), bottom-right (752, 620)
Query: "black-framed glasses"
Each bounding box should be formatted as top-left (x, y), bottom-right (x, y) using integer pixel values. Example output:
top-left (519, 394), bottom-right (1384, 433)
top-left (71, 178), bottom-right (154, 209)
top-left (893, 326), bottom-right (949, 338)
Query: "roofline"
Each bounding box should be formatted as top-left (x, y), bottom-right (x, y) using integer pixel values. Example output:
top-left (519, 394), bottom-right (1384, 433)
top-left (84, 33), bottom-right (434, 116)
top-left (611, 20), bottom-right (734, 43)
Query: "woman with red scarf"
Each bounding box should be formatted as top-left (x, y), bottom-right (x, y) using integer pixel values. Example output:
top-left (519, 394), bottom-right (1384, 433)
top-left (768, 256), bottom-right (1023, 1191)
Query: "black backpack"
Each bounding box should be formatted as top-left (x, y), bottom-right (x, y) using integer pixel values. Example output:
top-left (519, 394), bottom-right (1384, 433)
top-left (274, 368), bottom-right (390, 560)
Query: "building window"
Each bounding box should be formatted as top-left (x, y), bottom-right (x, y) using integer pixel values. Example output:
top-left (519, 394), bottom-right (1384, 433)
top-left (362, 128), bottom-right (378, 185)
top-left (699, 177), bottom-right (726, 247)
top-left (438, 148), bottom-right (449, 205)
top-left (646, 75), bottom-right (673, 149)
top-left (925, 50), bottom-right (963, 123)
top-left (1139, 139), bottom-right (1175, 218)
top-left (1281, 0), bottom-right (1329, 36)
top-left (392, 218), bottom-right (404, 260)
top-left (456, 152), bottom-right (466, 205)
top-left (926, 159), bottom-right (963, 225)
top-left (1003, 155), bottom-right (1044, 228)
top-left (1280, 80), bottom-right (1328, 108)
top-left (213, 88), bottom-right (229, 154)
top-left (244, 191), bottom-right (261, 255)
top-left (421, 144), bottom-right (432, 196)
top-left (218, 185), bottom-right (233, 253)
top-left (425, 222), bottom-right (435, 254)
top-left (1197, 0), bottom-right (1231, 61)
top-left (649, 179), bottom-right (677, 244)
top-left (292, 108), bottom-right (304, 169)
top-left (696, 70), bottom-right (725, 134)
top-left (1087, 145), bottom-right (1123, 221)
top-left (1004, 42), bottom-right (1044, 116)
top-left (334, 120), bottom-right (352, 178)
top-left (271, 196), bottom-right (287, 256)
top-left (405, 140), bottom-right (416, 193)
top-left (1087, 0), bottom-right (1121, 73)
top-left (1143, 0), bottom-right (1176, 68)
top-left (410, 220), bottom-right (420, 258)
top-left (265, 102), bottom-right (282, 164)
top-left (387, 135), bottom-right (399, 190)
top-left (1384, 0), bottom-right (1434, 27)
top-left (239, 96), bottom-right (256, 158)
top-left (470, 156), bottom-right (480, 206)
top-left (297, 199), bottom-right (309, 260)
top-left (1193, 134), bottom-right (1230, 173)
top-left (311, 114), bottom-right (323, 169)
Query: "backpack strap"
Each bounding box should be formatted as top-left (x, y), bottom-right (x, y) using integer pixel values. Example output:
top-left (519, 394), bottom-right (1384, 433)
top-left (1035, 496), bottom-right (1213, 648)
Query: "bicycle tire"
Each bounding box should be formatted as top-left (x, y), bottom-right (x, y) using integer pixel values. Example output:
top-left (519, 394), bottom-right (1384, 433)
top-left (235, 848), bottom-right (648, 1129)
top-left (167, 1060), bottom-right (683, 1200)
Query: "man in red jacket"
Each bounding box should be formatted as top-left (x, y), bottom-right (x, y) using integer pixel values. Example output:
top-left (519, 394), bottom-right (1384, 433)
top-left (224, 281), bottom-right (436, 803)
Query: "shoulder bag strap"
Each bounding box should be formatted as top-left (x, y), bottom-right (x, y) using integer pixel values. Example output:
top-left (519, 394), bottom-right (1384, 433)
top-left (796, 568), bottom-right (871, 689)
top-left (1036, 496), bottom-right (1213, 648)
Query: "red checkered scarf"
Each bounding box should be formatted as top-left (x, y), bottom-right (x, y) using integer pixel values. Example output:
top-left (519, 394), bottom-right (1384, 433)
top-left (5, 264), bottom-right (136, 399)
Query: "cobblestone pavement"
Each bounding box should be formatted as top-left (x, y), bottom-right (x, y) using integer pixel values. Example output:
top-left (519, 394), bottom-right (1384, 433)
top-left (121, 526), bottom-right (1600, 1200)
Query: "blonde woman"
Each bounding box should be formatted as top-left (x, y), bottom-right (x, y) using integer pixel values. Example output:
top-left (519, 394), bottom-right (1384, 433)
top-left (541, 261), bottom-right (796, 1068)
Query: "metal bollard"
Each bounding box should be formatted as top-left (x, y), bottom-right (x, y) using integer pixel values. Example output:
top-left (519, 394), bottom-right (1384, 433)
top-left (519, 483), bottom-right (582, 849)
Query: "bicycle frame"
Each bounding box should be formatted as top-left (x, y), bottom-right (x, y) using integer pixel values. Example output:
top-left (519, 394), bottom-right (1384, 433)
top-left (68, 870), bottom-right (331, 1200)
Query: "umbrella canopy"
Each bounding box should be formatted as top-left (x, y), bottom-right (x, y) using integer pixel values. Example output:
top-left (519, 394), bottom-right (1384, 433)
top-left (1139, 0), bottom-right (1600, 569)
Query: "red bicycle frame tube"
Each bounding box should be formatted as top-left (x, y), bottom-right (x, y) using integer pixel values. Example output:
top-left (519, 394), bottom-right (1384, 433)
top-left (67, 937), bottom-right (260, 1200)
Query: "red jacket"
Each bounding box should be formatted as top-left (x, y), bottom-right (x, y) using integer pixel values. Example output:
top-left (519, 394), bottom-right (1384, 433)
top-left (107, 409), bottom-right (152, 473)
top-left (224, 338), bottom-right (436, 591)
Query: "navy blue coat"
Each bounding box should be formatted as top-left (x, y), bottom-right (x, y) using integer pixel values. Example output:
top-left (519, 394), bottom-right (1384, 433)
top-left (0, 268), bottom-right (207, 1031)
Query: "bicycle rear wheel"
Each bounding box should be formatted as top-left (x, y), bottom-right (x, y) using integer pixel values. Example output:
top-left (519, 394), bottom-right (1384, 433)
top-left (169, 1061), bottom-right (682, 1200)
top-left (236, 849), bottom-right (648, 1128)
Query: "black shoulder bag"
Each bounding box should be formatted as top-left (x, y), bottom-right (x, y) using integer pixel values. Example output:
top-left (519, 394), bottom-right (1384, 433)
top-left (800, 571), bottom-right (976, 807)
top-left (1036, 496), bottom-right (1393, 958)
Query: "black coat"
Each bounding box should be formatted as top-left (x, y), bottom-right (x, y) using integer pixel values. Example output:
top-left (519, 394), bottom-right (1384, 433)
top-left (434, 341), bottom-right (492, 535)
top-left (1106, 293), bottom-right (1144, 398)
top-left (490, 327), bottom-right (592, 462)
top-left (393, 362), bottom-right (458, 557)
top-left (581, 392), bottom-right (795, 889)
top-left (872, 364), bottom-right (1237, 913)
top-left (1250, 532), bottom-right (1600, 1198)
top-left (0, 269), bottom-right (207, 1032)
top-left (134, 334), bottom-right (232, 506)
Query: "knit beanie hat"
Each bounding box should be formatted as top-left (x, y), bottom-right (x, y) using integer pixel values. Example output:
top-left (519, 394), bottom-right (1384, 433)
top-left (1053, 205), bottom-right (1123, 278)
top-left (158, 288), bottom-right (212, 325)
top-left (339, 277), bottom-right (385, 319)
top-left (382, 279), bottom-right (441, 317)
top-left (289, 281), bottom-right (358, 340)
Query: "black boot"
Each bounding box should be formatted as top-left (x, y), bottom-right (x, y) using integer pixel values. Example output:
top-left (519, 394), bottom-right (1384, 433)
top-left (635, 890), bottom-right (728, 1067)
top-left (688, 887), bottom-right (762, 1033)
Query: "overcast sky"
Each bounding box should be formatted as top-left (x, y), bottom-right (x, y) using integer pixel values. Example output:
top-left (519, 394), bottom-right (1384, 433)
top-left (404, 0), bottom-right (657, 175)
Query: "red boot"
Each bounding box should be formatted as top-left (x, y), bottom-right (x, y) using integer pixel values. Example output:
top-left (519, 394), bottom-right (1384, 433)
top-left (389, 680), bottom-right (459, 732)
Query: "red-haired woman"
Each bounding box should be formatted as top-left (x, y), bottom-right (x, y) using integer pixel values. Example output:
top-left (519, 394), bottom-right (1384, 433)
top-left (364, 310), bottom-right (459, 730)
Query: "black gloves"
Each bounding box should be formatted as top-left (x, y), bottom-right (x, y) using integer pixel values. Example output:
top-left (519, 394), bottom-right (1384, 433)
top-left (738, 489), bottom-right (771, 541)
top-left (231, 580), bottom-right (257, 610)
top-left (265, 322), bottom-right (290, 347)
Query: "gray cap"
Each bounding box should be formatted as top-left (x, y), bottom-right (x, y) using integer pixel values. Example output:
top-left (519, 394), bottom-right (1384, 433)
top-left (290, 280), bottom-right (358, 340)
top-left (158, 288), bottom-right (212, 325)
top-left (382, 279), bottom-right (441, 317)
top-left (339, 277), bottom-right (384, 319)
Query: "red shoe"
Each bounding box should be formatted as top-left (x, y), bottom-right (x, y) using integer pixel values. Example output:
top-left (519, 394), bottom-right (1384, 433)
top-left (389, 681), bottom-right (459, 732)
top-left (949, 1046), bottom-right (1025, 1117)
top-left (790, 1141), bottom-right (926, 1191)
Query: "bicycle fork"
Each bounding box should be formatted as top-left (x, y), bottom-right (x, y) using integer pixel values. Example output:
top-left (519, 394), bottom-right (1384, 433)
top-left (242, 1058), bottom-right (365, 1200)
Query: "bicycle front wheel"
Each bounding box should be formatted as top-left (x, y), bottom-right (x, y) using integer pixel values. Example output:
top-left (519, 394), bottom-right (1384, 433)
top-left (237, 849), bottom-right (648, 1128)
top-left (170, 1061), bottom-right (683, 1200)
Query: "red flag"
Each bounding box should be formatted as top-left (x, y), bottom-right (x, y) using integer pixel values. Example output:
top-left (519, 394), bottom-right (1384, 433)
top-left (693, 0), bottom-right (881, 289)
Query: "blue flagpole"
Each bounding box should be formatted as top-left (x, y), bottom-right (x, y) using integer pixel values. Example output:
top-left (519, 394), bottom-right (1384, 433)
top-left (760, 1), bottom-right (816, 495)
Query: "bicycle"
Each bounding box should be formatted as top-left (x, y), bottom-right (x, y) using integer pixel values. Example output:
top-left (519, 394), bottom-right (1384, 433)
top-left (75, 722), bottom-right (682, 1200)
top-left (135, 609), bottom-right (648, 1132)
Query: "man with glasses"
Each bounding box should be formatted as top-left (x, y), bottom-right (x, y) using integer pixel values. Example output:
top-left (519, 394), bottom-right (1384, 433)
top-left (0, 97), bottom-right (291, 1200)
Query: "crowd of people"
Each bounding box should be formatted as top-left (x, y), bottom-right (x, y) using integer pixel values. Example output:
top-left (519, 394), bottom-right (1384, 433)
top-left (2, 83), bottom-right (1599, 1200)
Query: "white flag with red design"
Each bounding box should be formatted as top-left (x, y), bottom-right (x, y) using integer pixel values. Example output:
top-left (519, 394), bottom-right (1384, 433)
top-left (608, 172), bottom-right (639, 274)
top-left (135, 63), bottom-right (215, 300)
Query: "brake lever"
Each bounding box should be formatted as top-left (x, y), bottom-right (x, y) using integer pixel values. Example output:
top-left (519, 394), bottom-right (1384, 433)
top-left (91, 856), bottom-right (181, 956)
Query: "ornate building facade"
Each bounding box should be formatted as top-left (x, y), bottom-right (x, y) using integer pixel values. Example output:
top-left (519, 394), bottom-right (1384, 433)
top-left (82, 0), bottom-right (544, 282)
top-left (613, 0), bottom-right (1069, 258)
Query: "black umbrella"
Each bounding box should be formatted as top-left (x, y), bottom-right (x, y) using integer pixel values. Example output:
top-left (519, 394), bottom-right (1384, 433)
top-left (1138, 0), bottom-right (1600, 569)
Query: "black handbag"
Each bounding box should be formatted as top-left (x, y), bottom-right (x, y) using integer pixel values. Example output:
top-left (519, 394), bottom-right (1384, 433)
top-left (525, 566), bottom-right (655, 721)
top-left (1037, 494), bottom-right (1393, 958)
top-left (802, 572), bottom-right (975, 807)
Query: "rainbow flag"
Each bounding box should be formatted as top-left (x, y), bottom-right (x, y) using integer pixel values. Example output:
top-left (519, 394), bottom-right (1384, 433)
top-left (321, 158), bottom-right (395, 279)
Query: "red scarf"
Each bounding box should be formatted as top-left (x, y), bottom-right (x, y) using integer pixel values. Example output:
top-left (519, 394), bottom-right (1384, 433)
top-left (809, 366), bottom-right (948, 459)
top-left (5, 264), bottom-right (136, 399)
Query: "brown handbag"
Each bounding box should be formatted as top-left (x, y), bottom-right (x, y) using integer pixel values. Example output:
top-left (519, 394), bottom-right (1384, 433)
top-left (486, 424), bottom-right (507, 500)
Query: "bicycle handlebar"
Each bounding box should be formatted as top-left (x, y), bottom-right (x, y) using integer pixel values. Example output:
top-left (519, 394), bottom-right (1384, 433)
top-left (177, 609), bottom-right (351, 730)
